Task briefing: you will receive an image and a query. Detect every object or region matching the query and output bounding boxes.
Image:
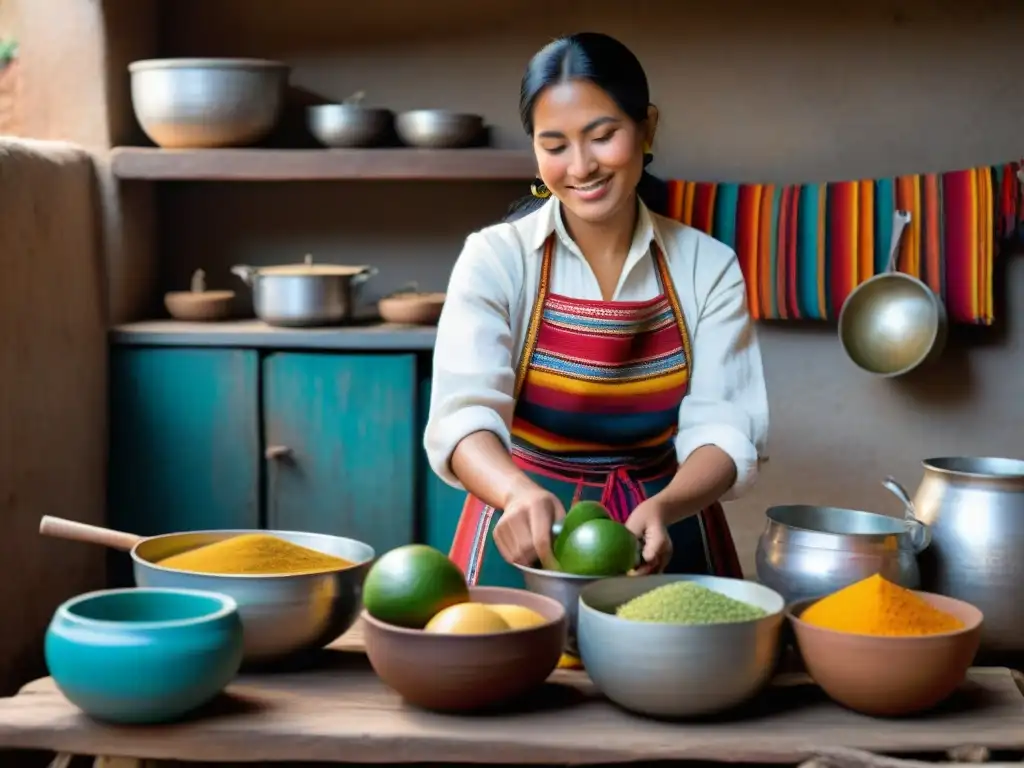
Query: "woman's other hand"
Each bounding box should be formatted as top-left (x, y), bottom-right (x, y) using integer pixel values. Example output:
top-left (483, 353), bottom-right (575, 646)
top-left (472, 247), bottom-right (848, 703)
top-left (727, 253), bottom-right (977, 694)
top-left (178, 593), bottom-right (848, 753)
top-left (493, 480), bottom-right (566, 568)
top-left (625, 499), bottom-right (673, 575)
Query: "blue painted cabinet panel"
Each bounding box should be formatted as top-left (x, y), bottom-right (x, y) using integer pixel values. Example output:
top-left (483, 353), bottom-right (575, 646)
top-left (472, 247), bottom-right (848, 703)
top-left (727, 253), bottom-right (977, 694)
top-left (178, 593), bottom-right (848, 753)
top-left (108, 348), bottom-right (261, 583)
top-left (418, 377), bottom-right (465, 554)
top-left (262, 353), bottom-right (417, 556)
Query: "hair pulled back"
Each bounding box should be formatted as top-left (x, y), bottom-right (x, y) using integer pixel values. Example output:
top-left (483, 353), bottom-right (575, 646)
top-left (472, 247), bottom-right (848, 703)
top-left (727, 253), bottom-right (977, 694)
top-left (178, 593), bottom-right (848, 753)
top-left (504, 32), bottom-right (667, 222)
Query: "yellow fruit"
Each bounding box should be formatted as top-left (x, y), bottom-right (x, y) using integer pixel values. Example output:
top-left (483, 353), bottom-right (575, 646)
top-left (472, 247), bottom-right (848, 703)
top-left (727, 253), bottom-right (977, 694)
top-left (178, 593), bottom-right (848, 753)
top-left (487, 604), bottom-right (547, 629)
top-left (424, 602), bottom-right (510, 634)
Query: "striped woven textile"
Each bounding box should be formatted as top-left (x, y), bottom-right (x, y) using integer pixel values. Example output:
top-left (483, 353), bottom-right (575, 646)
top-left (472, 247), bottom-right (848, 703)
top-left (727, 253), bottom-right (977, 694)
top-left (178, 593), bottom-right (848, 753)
top-left (665, 161), bottom-right (1024, 325)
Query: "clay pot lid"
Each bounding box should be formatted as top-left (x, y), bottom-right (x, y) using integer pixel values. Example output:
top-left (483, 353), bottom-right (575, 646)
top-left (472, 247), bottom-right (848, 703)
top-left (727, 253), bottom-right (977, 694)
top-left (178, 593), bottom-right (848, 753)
top-left (257, 254), bottom-right (371, 277)
top-left (165, 270), bottom-right (235, 301)
top-left (382, 283), bottom-right (446, 304)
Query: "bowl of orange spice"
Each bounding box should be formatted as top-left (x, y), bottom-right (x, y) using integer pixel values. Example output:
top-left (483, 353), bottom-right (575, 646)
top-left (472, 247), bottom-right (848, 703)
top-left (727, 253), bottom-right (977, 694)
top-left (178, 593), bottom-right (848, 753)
top-left (786, 574), bottom-right (983, 716)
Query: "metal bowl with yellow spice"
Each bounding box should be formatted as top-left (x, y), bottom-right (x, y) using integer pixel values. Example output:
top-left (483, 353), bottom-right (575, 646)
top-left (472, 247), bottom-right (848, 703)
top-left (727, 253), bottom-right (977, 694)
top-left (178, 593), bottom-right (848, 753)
top-left (133, 529), bottom-right (375, 666)
top-left (787, 574), bottom-right (983, 716)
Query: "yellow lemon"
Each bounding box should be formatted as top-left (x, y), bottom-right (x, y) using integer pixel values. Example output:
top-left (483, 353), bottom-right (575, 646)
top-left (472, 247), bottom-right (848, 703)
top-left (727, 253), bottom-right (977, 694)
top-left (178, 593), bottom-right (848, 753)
top-left (424, 602), bottom-right (510, 634)
top-left (487, 603), bottom-right (547, 629)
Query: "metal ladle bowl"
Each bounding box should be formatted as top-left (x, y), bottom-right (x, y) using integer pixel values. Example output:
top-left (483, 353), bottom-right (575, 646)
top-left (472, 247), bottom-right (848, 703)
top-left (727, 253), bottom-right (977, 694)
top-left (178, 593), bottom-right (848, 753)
top-left (837, 211), bottom-right (948, 377)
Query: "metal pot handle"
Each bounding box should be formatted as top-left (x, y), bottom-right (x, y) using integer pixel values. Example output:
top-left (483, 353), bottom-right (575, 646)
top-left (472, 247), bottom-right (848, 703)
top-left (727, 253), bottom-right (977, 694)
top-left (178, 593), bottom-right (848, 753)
top-left (351, 266), bottom-right (379, 287)
top-left (882, 475), bottom-right (932, 553)
top-left (230, 265), bottom-right (257, 286)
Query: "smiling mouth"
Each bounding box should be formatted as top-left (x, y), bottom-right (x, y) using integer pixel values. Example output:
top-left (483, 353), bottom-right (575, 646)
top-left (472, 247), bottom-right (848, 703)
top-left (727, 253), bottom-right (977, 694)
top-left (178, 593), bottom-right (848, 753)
top-left (569, 177), bottom-right (611, 192)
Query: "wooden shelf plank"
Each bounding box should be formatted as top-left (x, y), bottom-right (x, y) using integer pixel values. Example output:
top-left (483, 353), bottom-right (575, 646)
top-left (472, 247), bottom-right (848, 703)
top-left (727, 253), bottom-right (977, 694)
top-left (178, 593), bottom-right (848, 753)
top-left (109, 319), bottom-right (437, 351)
top-left (109, 147), bottom-right (536, 181)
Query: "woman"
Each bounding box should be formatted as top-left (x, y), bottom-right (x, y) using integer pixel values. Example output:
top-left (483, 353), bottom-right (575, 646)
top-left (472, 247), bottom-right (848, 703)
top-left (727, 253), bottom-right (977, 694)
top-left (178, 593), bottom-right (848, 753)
top-left (425, 32), bottom-right (769, 589)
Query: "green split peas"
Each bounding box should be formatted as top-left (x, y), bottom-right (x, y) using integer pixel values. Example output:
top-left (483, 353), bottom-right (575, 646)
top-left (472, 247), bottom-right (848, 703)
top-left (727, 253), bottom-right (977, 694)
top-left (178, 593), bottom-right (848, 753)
top-left (615, 582), bottom-right (767, 625)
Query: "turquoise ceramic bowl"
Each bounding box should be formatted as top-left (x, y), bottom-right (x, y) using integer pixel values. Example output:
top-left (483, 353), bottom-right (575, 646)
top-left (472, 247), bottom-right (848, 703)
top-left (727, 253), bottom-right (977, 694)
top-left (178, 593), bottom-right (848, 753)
top-left (45, 588), bottom-right (244, 724)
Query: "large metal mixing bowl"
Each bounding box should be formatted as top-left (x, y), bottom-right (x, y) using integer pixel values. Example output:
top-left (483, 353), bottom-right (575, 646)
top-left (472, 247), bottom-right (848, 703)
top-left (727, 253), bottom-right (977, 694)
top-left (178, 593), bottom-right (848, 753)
top-left (755, 504), bottom-right (928, 604)
top-left (129, 58), bottom-right (289, 149)
top-left (513, 563), bottom-right (602, 655)
top-left (838, 271), bottom-right (947, 377)
top-left (578, 575), bottom-right (785, 718)
top-left (132, 530), bottom-right (374, 666)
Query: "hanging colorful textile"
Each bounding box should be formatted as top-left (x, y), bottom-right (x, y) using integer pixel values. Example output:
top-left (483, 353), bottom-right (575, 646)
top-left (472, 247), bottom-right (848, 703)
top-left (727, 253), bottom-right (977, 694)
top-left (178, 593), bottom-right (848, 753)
top-left (665, 160), bottom-right (1024, 325)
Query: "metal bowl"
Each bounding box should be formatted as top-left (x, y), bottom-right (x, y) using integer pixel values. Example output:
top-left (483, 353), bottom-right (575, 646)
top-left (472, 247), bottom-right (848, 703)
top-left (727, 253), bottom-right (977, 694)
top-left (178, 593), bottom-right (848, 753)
top-left (838, 272), bottom-right (948, 377)
top-left (128, 58), bottom-right (289, 149)
top-left (131, 529), bottom-right (374, 666)
top-left (513, 563), bottom-right (603, 655)
top-left (578, 575), bottom-right (785, 718)
top-left (395, 109), bottom-right (483, 148)
top-left (755, 504), bottom-right (928, 604)
top-left (308, 104), bottom-right (394, 148)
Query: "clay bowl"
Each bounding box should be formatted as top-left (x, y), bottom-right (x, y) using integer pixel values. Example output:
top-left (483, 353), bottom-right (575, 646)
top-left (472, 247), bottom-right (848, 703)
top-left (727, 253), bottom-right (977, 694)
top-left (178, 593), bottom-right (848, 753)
top-left (787, 592), bottom-right (983, 717)
top-left (164, 290), bottom-right (236, 322)
top-left (377, 292), bottom-right (445, 325)
top-left (362, 586), bottom-right (566, 712)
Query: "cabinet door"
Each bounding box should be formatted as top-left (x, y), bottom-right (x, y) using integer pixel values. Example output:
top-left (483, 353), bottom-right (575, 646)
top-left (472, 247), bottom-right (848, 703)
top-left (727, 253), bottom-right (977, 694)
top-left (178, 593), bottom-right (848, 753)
top-left (108, 348), bottom-right (261, 584)
top-left (418, 377), bottom-right (465, 554)
top-left (262, 352), bottom-right (416, 555)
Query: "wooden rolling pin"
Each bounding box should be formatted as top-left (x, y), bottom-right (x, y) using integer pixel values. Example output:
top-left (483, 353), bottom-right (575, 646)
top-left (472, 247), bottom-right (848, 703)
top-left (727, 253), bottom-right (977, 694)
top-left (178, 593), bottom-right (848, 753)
top-left (38, 515), bottom-right (144, 552)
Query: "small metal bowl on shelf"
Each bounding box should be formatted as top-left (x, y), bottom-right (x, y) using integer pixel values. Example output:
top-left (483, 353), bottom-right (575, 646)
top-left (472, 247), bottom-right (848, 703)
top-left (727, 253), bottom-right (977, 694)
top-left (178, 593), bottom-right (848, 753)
top-left (308, 91), bottom-right (395, 148)
top-left (164, 269), bottom-right (236, 322)
top-left (396, 109), bottom-right (485, 149)
top-left (128, 58), bottom-right (289, 149)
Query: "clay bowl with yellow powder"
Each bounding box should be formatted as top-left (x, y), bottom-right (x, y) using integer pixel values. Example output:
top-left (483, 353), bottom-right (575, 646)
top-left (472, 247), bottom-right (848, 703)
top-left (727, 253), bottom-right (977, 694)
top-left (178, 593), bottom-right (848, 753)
top-left (37, 516), bottom-right (374, 667)
top-left (786, 574), bottom-right (983, 717)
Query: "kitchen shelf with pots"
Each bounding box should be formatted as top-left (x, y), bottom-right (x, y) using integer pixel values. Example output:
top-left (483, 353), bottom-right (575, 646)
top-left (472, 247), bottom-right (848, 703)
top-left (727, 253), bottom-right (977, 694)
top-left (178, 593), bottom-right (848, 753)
top-left (109, 147), bottom-right (536, 182)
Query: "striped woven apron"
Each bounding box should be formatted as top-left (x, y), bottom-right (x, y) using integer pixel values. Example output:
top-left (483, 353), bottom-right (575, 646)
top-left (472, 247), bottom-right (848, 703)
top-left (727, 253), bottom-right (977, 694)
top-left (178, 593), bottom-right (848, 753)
top-left (449, 234), bottom-right (742, 589)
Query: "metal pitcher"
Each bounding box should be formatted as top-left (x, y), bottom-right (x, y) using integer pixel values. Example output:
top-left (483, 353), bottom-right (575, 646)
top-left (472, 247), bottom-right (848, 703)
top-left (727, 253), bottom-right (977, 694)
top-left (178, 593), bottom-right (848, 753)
top-left (884, 457), bottom-right (1024, 655)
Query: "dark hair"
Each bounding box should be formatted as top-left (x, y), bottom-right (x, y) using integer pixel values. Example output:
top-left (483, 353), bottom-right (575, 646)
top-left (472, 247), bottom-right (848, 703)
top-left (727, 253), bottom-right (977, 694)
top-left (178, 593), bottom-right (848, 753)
top-left (504, 32), bottom-right (668, 222)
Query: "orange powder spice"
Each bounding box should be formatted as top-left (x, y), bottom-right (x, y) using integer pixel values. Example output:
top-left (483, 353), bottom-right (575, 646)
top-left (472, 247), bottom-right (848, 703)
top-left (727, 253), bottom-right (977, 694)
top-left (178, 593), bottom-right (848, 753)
top-left (801, 574), bottom-right (964, 637)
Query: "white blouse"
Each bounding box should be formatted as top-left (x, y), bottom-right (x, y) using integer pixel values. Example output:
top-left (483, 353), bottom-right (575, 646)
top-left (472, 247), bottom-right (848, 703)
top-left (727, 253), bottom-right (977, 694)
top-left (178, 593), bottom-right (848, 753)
top-left (425, 197), bottom-right (770, 502)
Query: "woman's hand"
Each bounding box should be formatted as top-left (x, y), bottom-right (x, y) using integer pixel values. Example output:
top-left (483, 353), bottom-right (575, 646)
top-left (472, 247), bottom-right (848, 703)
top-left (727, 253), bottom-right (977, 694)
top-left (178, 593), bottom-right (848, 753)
top-left (625, 499), bottom-right (674, 575)
top-left (493, 480), bottom-right (566, 568)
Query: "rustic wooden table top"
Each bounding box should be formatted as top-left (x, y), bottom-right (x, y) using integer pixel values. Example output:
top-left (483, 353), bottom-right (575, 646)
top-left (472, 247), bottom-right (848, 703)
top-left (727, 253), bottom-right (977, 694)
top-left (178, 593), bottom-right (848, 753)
top-left (1, 623), bottom-right (1024, 765)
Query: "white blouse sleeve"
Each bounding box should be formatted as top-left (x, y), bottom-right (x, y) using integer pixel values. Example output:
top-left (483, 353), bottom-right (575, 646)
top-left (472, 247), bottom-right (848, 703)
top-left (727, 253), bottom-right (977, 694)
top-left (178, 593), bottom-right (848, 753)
top-left (425, 231), bottom-right (521, 489)
top-left (675, 248), bottom-right (770, 501)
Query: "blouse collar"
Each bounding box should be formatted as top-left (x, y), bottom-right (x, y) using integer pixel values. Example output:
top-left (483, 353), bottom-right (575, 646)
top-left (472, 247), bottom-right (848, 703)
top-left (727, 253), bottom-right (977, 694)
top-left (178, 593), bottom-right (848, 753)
top-left (528, 196), bottom-right (669, 277)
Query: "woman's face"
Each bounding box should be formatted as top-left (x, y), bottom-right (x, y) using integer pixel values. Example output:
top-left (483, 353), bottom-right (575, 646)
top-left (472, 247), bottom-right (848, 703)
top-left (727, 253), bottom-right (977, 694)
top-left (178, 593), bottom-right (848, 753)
top-left (532, 79), bottom-right (651, 225)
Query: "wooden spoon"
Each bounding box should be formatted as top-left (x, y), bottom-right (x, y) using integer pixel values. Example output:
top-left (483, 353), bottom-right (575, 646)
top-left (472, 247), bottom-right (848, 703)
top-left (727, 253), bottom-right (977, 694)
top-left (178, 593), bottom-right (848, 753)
top-left (39, 515), bottom-right (144, 552)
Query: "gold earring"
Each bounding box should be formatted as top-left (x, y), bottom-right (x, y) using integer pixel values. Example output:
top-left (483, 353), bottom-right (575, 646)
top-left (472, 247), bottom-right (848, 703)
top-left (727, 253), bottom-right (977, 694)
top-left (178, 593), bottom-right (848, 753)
top-left (643, 141), bottom-right (653, 155)
top-left (531, 179), bottom-right (552, 199)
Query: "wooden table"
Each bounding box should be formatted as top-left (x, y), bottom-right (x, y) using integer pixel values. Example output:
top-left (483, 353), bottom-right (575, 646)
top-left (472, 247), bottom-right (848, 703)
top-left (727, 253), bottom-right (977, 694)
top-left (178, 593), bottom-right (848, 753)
top-left (3, 624), bottom-right (1024, 767)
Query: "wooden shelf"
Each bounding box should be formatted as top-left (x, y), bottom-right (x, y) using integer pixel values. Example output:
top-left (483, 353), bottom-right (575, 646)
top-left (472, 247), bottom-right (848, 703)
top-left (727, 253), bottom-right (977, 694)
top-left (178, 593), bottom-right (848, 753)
top-left (109, 147), bottom-right (536, 182)
top-left (110, 319), bottom-right (437, 351)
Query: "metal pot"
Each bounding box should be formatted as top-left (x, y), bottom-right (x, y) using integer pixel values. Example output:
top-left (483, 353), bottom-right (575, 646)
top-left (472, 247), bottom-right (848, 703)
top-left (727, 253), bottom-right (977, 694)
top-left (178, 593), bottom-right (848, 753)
top-left (754, 504), bottom-right (930, 604)
top-left (231, 255), bottom-right (377, 327)
top-left (884, 457), bottom-right (1024, 655)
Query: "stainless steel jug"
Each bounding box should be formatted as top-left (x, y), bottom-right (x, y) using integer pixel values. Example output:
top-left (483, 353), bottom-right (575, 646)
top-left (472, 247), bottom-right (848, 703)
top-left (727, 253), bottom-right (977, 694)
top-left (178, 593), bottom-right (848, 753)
top-left (884, 457), bottom-right (1024, 655)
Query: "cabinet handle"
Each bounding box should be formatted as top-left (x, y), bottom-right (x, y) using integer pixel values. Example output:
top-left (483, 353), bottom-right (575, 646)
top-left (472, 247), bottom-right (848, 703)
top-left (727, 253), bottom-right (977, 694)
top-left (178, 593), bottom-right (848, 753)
top-left (265, 445), bottom-right (293, 460)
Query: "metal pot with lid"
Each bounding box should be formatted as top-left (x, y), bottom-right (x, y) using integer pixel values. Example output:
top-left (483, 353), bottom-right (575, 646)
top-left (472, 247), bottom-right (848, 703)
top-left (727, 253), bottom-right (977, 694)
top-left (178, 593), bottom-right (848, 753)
top-left (232, 254), bottom-right (378, 327)
top-left (883, 457), bottom-right (1024, 656)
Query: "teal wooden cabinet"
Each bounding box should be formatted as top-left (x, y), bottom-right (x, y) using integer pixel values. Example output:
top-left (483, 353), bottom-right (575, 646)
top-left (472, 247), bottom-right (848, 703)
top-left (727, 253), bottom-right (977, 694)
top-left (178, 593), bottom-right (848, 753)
top-left (418, 377), bottom-right (465, 555)
top-left (108, 348), bottom-right (261, 584)
top-left (262, 352), bottom-right (417, 556)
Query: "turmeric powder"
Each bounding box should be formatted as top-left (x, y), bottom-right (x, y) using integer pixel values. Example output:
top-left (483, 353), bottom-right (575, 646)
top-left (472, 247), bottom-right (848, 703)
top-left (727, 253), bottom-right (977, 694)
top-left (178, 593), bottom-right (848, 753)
top-left (801, 574), bottom-right (964, 636)
top-left (158, 533), bottom-right (355, 576)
